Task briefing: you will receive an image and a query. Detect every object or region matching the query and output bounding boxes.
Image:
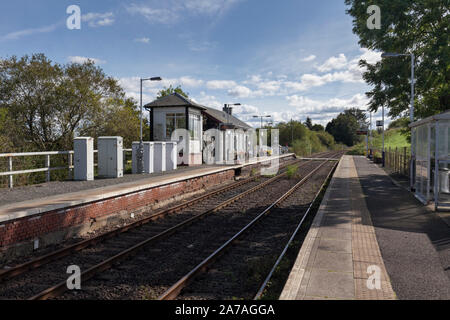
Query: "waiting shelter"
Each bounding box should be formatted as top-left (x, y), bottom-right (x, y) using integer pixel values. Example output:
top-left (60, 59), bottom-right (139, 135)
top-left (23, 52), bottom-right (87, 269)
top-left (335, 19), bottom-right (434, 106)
top-left (410, 110), bottom-right (450, 210)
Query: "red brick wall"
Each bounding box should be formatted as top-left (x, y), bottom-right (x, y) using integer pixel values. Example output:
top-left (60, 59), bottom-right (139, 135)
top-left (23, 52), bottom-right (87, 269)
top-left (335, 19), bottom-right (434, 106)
top-left (0, 169), bottom-right (235, 248)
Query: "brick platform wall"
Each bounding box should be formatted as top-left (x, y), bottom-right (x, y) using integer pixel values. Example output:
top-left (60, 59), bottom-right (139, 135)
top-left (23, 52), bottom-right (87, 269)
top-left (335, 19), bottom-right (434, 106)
top-left (0, 169), bottom-right (235, 248)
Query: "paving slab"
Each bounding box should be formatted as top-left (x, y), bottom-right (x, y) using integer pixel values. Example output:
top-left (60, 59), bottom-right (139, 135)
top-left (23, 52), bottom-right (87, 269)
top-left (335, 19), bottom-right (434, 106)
top-left (280, 155), bottom-right (396, 300)
top-left (0, 154), bottom-right (294, 224)
top-left (353, 156), bottom-right (450, 300)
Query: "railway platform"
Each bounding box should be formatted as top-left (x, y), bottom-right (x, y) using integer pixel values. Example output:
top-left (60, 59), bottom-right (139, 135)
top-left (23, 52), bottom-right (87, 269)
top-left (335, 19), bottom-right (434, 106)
top-left (0, 154), bottom-right (294, 258)
top-left (281, 155), bottom-right (450, 300)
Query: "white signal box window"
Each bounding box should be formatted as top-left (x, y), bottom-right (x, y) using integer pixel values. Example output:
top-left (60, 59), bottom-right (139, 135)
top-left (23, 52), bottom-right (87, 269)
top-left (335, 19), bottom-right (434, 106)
top-left (98, 137), bottom-right (124, 178)
top-left (74, 137), bottom-right (94, 181)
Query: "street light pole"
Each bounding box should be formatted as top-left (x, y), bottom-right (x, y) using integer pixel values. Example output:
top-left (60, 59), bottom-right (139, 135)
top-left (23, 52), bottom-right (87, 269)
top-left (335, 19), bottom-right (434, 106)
top-left (138, 77), bottom-right (162, 174)
top-left (253, 115), bottom-right (272, 129)
top-left (382, 104), bottom-right (385, 167)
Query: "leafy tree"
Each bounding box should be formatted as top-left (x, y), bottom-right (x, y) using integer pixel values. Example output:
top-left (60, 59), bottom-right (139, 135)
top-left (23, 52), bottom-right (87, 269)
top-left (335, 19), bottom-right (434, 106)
top-left (343, 107), bottom-right (368, 128)
top-left (0, 54), bottom-right (138, 152)
top-left (311, 124), bottom-right (325, 131)
top-left (388, 117), bottom-right (410, 129)
top-left (345, 0), bottom-right (449, 120)
top-left (315, 131), bottom-right (335, 148)
top-left (304, 117), bottom-right (313, 130)
top-left (157, 85), bottom-right (189, 99)
top-left (326, 112), bottom-right (361, 146)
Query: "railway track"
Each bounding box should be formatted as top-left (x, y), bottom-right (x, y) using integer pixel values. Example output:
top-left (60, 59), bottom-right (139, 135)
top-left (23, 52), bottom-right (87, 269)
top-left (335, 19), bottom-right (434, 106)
top-left (0, 151), bottom-right (343, 300)
top-left (159, 156), bottom-right (340, 300)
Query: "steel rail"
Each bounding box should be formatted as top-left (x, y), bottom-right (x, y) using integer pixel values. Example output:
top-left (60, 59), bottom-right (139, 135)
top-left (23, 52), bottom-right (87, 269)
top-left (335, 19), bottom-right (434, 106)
top-left (158, 159), bottom-right (330, 300)
top-left (253, 159), bottom-right (339, 299)
top-left (27, 160), bottom-right (309, 300)
top-left (0, 157), bottom-right (301, 283)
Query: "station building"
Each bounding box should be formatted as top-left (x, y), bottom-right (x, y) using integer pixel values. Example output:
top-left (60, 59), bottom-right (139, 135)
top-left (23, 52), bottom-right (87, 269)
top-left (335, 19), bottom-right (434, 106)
top-left (144, 93), bottom-right (256, 166)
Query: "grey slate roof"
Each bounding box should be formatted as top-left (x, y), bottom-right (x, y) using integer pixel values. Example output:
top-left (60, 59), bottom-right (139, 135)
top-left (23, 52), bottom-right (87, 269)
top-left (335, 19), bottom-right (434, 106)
top-left (202, 106), bottom-right (252, 130)
top-left (144, 92), bottom-right (206, 110)
top-left (144, 93), bottom-right (252, 130)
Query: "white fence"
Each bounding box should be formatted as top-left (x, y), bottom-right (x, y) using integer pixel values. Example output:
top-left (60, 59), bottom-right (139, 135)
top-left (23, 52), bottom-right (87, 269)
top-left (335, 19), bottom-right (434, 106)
top-left (0, 149), bottom-right (132, 188)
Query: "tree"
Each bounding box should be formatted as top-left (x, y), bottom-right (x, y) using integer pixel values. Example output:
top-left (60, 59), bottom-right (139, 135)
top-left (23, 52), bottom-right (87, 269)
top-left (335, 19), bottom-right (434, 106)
top-left (311, 124), bottom-right (325, 131)
top-left (343, 107), bottom-right (368, 128)
top-left (157, 85), bottom-right (189, 99)
top-left (345, 0), bottom-right (449, 120)
top-left (326, 112), bottom-right (361, 146)
top-left (0, 54), bottom-right (138, 152)
top-left (304, 117), bottom-right (313, 130)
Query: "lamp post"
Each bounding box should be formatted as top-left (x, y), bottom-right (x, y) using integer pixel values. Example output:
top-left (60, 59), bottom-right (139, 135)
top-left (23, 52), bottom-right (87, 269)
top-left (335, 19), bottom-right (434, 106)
top-left (381, 52), bottom-right (415, 188)
top-left (253, 115), bottom-right (272, 129)
top-left (138, 76), bottom-right (162, 174)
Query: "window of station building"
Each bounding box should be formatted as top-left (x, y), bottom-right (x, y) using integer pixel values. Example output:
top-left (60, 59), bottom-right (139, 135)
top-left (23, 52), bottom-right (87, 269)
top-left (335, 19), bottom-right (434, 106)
top-left (189, 114), bottom-right (201, 140)
top-left (166, 113), bottom-right (185, 139)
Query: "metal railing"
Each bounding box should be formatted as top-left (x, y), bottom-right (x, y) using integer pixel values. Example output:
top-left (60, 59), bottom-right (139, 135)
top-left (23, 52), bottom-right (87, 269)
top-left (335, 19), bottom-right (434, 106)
top-left (0, 149), bottom-right (132, 188)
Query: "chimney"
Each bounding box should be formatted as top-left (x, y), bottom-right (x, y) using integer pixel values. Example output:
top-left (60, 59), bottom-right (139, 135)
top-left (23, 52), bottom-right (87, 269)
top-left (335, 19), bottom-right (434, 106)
top-left (223, 105), bottom-right (232, 116)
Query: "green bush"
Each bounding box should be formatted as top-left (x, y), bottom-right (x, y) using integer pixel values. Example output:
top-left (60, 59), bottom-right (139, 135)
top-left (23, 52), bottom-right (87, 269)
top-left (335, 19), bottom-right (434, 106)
top-left (286, 165), bottom-right (298, 179)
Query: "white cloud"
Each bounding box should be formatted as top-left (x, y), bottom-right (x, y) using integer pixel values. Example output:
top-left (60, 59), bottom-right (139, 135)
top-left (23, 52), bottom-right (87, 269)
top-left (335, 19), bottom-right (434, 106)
top-left (179, 76), bottom-right (204, 87)
top-left (126, 0), bottom-right (242, 24)
top-left (301, 55), bottom-right (316, 62)
top-left (134, 37), bottom-right (150, 43)
top-left (126, 4), bottom-right (178, 24)
top-left (68, 56), bottom-right (106, 65)
top-left (192, 92), bottom-right (223, 109)
top-left (285, 93), bottom-right (370, 125)
top-left (206, 80), bottom-right (237, 90)
top-left (183, 0), bottom-right (242, 15)
top-left (316, 53), bottom-right (348, 72)
top-left (0, 23), bottom-right (58, 41)
top-left (227, 85), bottom-right (253, 98)
top-left (82, 12), bottom-right (115, 27)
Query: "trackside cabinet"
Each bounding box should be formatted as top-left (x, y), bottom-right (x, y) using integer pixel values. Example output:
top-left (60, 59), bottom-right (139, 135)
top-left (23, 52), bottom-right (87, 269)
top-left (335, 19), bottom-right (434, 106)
top-left (98, 136), bottom-right (123, 178)
top-left (132, 141), bottom-right (154, 174)
top-left (74, 137), bottom-right (94, 181)
top-left (154, 142), bottom-right (166, 173)
top-left (165, 142), bottom-right (177, 171)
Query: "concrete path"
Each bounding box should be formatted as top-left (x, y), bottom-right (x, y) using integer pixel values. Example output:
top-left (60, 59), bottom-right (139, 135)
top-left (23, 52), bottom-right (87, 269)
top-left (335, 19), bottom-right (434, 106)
top-left (280, 155), bottom-right (450, 300)
top-left (354, 156), bottom-right (450, 300)
top-left (280, 155), bottom-right (396, 300)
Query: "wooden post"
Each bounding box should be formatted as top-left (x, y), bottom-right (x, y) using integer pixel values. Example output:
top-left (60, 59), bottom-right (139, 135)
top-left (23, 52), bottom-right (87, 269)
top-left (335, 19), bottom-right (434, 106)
top-left (8, 156), bottom-right (13, 188)
top-left (395, 147), bottom-right (398, 173)
top-left (403, 147), bottom-right (407, 176)
top-left (388, 147), bottom-right (392, 168)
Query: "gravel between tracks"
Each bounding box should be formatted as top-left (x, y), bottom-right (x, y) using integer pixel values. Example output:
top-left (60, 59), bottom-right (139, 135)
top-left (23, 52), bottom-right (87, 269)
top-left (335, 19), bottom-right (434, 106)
top-left (0, 158), bottom-right (302, 299)
top-left (57, 161), bottom-right (323, 300)
top-left (178, 162), bottom-right (336, 300)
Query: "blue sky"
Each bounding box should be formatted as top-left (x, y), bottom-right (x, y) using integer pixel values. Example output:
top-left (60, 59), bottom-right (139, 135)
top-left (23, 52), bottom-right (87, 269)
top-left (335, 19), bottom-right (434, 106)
top-left (0, 0), bottom-right (387, 127)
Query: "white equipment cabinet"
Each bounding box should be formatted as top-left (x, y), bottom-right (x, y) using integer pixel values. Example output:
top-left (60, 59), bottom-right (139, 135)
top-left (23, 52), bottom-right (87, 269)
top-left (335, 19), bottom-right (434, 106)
top-left (165, 142), bottom-right (177, 171)
top-left (154, 142), bottom-right (166, 173)
top-left (132, 142), bottom-right (154, 174)
top-left (98, 137), bottom-right (123, 178)
top-left (74, 137), bottom-right (94, 181)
